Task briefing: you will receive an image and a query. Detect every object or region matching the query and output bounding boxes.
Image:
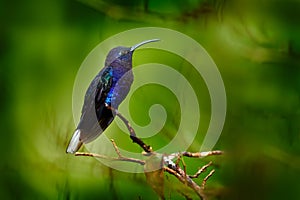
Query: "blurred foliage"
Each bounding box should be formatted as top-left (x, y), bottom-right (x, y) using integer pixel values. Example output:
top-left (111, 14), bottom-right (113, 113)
top-left (1, 0), bottom-right (300, 199)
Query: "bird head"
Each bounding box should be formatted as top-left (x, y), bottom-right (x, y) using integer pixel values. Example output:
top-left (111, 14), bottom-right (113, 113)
top-left (105, 39), bottom-right (160, 68)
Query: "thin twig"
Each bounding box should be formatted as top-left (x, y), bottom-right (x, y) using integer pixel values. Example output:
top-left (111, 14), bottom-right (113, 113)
top-left (75, 140), bottom-right (146, 165)
top-left (180, 156), bottom-right (188, 186)
top-left (75, 152), bottom-right (111, 159)
top-left (181, 156), bottom-right (187, 178)
top-left (181, 150), bottom-right (223, 158)
top-left (175, 154), bottom-right (181, 167)
top-left (189, 161), bottom-right (213, 179)
top-left (110, 139), bottom-right (122, 157)
top-left (163, 157), bottom-right (207, 199)
top-left (164, 166), bottom-right (207, 200)
top-left (175, 154), bottom-right (188, 186)
top-left (201, 169), bottom-right (215, 189)
top-left (106, 104), bottom-right (153, 153)
top-left (75, 152), bottom-right (146, 165)
top-left (165, 150), bottom-right (223, 160)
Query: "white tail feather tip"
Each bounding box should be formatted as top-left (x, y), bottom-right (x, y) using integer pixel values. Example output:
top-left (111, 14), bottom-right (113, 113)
top-left (66, 129), bottom-right (82, 154)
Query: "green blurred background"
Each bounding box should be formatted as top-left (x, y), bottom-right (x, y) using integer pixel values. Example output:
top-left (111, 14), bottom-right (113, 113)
top-left (1, 0), bottom-right (300, 199)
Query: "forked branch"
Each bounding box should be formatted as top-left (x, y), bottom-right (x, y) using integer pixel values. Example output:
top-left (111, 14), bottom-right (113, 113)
top-left (75, 139), bottom-right (146, 165)
top-left (75, 106), bottom-right (223, 199)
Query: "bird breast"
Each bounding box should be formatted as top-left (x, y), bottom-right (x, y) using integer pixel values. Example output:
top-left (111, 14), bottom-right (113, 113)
top-left (106, 68), bottom-right (133, 108)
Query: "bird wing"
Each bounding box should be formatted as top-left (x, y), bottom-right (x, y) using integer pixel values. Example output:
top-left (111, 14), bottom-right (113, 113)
top-left (77, 66), bottom-right (114, 143)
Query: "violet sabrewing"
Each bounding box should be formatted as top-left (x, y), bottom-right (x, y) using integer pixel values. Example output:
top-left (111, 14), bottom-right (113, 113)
top-left (66, 39), bottom-right (160, 154)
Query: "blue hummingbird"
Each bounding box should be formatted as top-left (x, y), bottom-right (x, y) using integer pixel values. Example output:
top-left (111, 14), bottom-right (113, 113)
top-left (66, 39), bottom-right (160, 154)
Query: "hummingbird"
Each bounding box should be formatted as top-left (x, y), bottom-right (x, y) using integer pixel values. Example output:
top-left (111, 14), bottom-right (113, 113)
top-left (66, 39), bottom-right (160, 154)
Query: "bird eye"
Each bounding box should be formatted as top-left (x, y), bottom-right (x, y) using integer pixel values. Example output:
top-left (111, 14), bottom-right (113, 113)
top-left (119, 50), bottom-right (128, 56)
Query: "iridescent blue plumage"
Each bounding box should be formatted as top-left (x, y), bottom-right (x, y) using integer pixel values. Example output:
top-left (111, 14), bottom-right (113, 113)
top-left (66, 39), bottom-right (160, 154)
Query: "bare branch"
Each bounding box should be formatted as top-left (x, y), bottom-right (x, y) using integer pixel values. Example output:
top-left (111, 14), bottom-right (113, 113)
top-left (181, 156), bottom-right (187, 181)
top-left (201, 169), bottom-right (215, 189)
top-left (106, 104), bottom-right (153, 153)
top-left (189, 161), bottom-right (213, 179)
top-left (175, 154), bottom-right (182, 169)
top-left (180, 150), bottom-right (223, 158)
top-left (110, 139), bottom-right (122, 157)
top-left (75, 152), bottom-right (111, 159)
top-left (176, 155), bottom-right (188, 186)
top-left (75, 152), bottom-right (145, 165)
top-left (163, 166), bottom-right (207, 200)
top-left (74, 107), bottom-right (223, 199)
top-left (75, 139), bottom-right (146, 165)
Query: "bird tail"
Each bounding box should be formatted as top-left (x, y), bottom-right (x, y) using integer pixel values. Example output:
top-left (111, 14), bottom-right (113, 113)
top-left (66, 129), bottom-right (83, 154)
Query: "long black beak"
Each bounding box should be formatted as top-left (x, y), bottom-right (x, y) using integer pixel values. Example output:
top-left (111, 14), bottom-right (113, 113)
top-left (130, 39), bottom-right (160, 52)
